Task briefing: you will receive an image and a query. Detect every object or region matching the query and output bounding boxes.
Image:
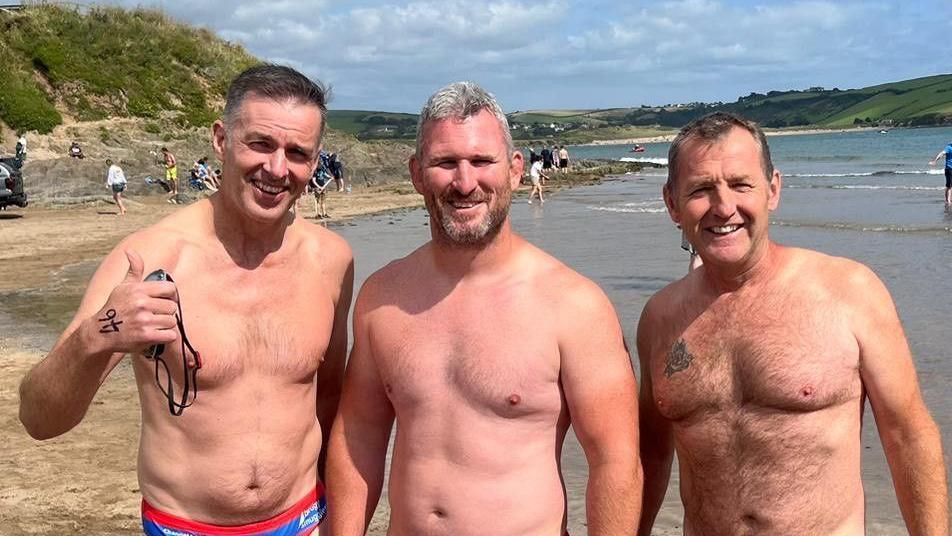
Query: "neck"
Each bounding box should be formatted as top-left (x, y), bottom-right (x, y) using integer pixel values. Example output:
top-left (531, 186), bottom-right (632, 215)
top-left (702, 240), bottom-right (782, 293)
top-left (427, 220), bottom-right (518, 280)
top-left (210, 195), bottom-right (293, 268)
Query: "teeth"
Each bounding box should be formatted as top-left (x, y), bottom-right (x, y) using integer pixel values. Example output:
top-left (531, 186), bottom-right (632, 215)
top-left (711, 225), bottom-right (739, 234)
top-left (254, 181), bottom-right (284, 195)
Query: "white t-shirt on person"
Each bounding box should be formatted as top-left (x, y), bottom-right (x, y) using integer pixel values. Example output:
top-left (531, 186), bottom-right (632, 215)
top-left (107, 164), bottom-right (126, 186)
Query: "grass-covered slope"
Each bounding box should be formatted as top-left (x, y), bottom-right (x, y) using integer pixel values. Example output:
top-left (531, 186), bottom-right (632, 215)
top-left (0, 4), bottom-right (258, 133)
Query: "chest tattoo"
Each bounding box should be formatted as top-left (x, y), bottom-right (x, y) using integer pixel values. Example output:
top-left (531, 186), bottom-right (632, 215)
top-left (664, 339), bottom-right (695, 378)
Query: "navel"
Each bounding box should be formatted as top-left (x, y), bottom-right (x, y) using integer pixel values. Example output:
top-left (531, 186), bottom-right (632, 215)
top-left (507, 393), bottom-right (521, 406)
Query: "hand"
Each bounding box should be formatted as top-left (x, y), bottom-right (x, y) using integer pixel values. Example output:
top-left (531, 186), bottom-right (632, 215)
top-left (929, 160), bottom-right (936, 166)
top-left (88, 250), bottom-right (180, 354)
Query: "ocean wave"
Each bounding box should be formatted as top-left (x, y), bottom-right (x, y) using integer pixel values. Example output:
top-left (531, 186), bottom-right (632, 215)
top-left (786, 169), bottom-right (942, 178)
top-left (774, 220), bottom-right (952, 234)
top-left (785, 184), bottom-right (940, 190)
top-left (589, 202), bottom-right (668, 214)
top-left (619, 157), bottom-right (669, 166)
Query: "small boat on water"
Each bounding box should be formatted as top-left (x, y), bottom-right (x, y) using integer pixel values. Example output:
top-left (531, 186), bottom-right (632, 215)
top-left (630, 144), bottom-right (646, 152)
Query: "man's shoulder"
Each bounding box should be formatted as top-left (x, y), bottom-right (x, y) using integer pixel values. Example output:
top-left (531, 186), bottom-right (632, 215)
top-left (779, 246), bottom-right (874, 292)
top-left (293, 218), bottom-right (353, 262)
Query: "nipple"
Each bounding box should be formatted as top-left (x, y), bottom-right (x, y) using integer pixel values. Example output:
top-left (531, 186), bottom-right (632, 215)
top-left (800, 385), bottom-right (814, 397)
top-left (507, 394), bottom-right (521, 406)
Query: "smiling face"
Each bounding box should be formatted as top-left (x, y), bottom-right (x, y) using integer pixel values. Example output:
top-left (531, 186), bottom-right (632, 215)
top-left (410, 109), bottom-right (524, 247)
top-left (663, 127), bottom-right (781, 270)
top-left (212, 96), bottom-right (322, 223)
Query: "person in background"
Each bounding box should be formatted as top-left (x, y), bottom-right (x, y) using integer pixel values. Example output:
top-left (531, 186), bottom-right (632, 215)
top-left (105, 158), bottom-right (127, 216)
top-left (929, 140), bottom-right (952, 205)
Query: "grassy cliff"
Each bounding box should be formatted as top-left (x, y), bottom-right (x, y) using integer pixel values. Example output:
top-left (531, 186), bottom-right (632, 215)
top-left (0, 4), bottom-right (258, 133)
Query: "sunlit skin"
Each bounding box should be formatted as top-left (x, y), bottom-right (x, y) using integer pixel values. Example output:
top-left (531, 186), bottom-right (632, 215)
top-left (663, 127), bottom-right (781, 284)
top-left (327, 108), bottom-right (642, 536)
top-left (212, 97), bottom-right (322, 228)
top-left (19, 94), bottom-right (354, 529)
top-left (638, 125), bottom-right (949, 535)
top-left (409, 110), bottom-right (523, 248)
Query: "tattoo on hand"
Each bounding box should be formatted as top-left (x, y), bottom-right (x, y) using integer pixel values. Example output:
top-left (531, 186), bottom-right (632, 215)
top-left (98, 309), bottom-right (123, 333)
top-left (665, 339), bottom-right (694, 378)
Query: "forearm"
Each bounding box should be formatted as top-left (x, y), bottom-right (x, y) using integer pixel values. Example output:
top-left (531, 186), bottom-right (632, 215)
top-left (325, 429), bottom-right (389, 535)
top-left (883, 418), bottom-right (950, 536)
top-left (585, 457), bottom-right (643, 535)
top-left (637, 447), bottom-right (674, 536)
top-left (19, 320), bottom-right (117, 439)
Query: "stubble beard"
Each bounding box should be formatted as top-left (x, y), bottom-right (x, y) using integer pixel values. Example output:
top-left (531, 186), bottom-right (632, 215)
top-left (427, 187), bottom-right (512, 247)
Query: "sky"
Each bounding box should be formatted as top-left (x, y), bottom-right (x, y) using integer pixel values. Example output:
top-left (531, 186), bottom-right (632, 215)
top-left (76, 0), bottom-right (947, 113)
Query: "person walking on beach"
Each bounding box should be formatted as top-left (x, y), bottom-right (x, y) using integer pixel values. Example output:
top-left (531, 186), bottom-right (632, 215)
top-left (326, 81), bottom-right (641, 535)
top-left (528, 157), bottom-right (547, 204)
top-left (105, 158), bottom-right (127, 216)
top-left (19, 64), bottom-right (354, 535)
top-left (160, 147), bottom-right (178, 202)
top-left (310, 160), bottom-right (331, 218)
top-left (329, 152), bottom-right (345, 192)
top-left (558, 145), bottom-right (569, 173)
top-left (637, 112), bottom-right (948, 535)
top-left (929, 140), bottom-right (952, 205)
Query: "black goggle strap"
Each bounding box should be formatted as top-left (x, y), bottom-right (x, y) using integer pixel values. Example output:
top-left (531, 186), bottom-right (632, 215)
top-left (153, 274), bottom-right (202, 417)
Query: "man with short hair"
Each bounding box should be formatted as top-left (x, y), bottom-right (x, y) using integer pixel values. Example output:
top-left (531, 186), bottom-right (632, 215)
top-left (161, 147), bottom-right (179, 202)
top-left (105, 158), bottom-right (127, 216)
top-left (637, 112), bottom-right (948, 535)
top-left (929, 140), bottom-right (952, 205)
top-left (19, 64), bottom-right (353, 535)
top-left (326, 81), bottom-right (641, 536)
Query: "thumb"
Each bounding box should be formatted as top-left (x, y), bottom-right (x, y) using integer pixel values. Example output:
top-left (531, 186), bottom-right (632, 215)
top-left (123, 249), bottom-right (144, 282)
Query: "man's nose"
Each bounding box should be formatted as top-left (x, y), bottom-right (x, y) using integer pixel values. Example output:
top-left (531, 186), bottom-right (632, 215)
top-left (452, 162), bottom-right (478, 195)
top-left (265, 150), bottom-right (289, 179)
top-left (710, 187), bottom-right (737, 218)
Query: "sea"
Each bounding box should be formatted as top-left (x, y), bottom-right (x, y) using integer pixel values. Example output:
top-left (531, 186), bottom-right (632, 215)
top-left (334, 126), bottom-right (952, 534)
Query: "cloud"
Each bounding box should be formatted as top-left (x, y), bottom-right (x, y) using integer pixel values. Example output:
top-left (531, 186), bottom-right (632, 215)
top-left (75, 0), bottom-right (947, 110)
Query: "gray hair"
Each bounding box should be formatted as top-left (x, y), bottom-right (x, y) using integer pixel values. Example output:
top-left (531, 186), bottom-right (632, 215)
top-left (415, 81), bottom-right (513, 157)
top-left (667, 111), bottom-right (774, 190)
top-left (223, 63), bottom-right (330, 142)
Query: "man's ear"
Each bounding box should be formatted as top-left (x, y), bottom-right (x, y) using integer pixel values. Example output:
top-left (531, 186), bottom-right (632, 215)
top-left (767, 170), bottom-right (782, 211)
top-left (409, 154), bottom-right (424, 195)
top-left (509, 150), bottom-right (525, 190)
top-left (212, 121), bottom-right (227, 162)
top-left (663, 183), bottom-right (681, 226)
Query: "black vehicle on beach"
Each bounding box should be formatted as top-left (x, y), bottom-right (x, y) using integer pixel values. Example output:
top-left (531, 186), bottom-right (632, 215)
top-left (0, 157), bottom-right (28, 209)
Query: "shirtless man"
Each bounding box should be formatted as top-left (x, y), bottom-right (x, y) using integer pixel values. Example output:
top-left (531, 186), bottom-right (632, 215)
top-left (637, 112), bottom-right (949, 535)
top-left (326, 82), bottom-right (641, 535)
top-left (19, 64), bottom-right (353, 535)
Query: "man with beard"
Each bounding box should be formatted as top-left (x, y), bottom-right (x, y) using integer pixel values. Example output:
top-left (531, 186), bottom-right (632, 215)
top-left (20, 64), bottom-right (353, 535)
top-left (637, 112), bottom-right (948, 535)
top-left (326, 82), bottom-right (641, 535)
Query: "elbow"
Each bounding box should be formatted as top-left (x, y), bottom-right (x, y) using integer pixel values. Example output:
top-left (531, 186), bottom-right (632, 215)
top-left (18, 392), bottom-right (73, 441)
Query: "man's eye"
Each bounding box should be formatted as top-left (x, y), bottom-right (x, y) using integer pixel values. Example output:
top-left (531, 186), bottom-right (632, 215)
top-left (472, 159), bottom-right (493, 167)
top-left (435, 161), bottom-right (456, 169)
top-left (249, 141), bottom-right (271, 151)
top-left (733, 183), bottom-right (753, 191)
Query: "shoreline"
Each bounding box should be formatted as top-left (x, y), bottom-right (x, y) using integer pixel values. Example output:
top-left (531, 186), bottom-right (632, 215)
top-left (580, 125), bottom-right (884, 146)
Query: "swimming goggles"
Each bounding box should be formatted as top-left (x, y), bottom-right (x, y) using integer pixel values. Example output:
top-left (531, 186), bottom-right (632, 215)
top-left (143, 270), bottom-right (203, 416)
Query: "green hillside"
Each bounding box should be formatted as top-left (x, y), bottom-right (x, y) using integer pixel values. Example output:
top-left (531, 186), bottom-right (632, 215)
top-left (0, 4), bottom-right (258, 133)
top-left (326, 110), bottom-right (418, 140)
top-left (508, 75), bottom-right (952, 136)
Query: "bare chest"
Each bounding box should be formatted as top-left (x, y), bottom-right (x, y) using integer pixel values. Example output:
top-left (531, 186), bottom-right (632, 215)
top-left (137, 265), bottom-right (336, 389)
top-left (371, 300), bottom-right (564, 420)
top-left (651, 295), bottom-right (862, 422)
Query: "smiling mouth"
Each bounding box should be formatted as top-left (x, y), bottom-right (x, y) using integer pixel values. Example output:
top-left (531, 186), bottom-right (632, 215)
top-left (447, 199), bottom-right (485, 210)
top-left (251, 180), bottom-right (287, 196)
top-left (709, 224), bottom-right (741, 235)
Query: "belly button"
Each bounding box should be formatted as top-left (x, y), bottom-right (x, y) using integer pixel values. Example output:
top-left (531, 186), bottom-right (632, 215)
top-left (432, 508), bottom-right (446, 518)
top-left (507, 394), bottom-right (521, 406)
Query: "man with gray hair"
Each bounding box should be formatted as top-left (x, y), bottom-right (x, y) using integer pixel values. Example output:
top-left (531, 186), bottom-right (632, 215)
top-left (327, 81), bottom-right (642, 535)
top-left (637, 112), bottom-right (948, 535)
top-left (20, 64), bottom-right (353, 534)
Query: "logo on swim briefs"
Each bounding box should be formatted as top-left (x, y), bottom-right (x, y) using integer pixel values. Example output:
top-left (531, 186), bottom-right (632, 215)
top-left (160, 528), bottom-right (198, 536)
top-left (298, 499), bottom-right (327, 528)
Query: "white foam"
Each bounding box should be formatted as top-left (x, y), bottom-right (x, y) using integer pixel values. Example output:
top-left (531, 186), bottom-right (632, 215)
top-left (619, 157), bottom-right (669, 166)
